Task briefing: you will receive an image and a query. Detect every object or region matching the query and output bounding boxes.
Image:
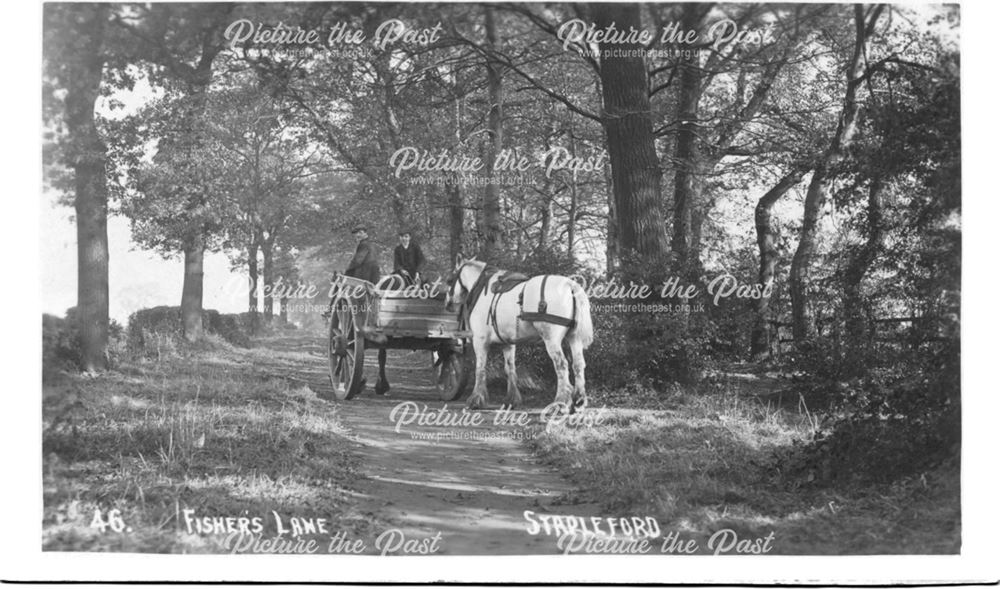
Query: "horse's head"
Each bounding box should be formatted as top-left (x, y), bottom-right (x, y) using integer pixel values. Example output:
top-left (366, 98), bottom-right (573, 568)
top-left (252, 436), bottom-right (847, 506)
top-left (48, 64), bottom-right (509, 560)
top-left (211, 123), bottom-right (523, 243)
top-left (444, 255), bottom-right (482, 312)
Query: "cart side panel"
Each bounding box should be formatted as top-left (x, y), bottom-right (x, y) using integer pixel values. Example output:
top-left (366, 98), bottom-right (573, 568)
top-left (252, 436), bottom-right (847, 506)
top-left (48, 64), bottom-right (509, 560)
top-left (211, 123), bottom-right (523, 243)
top-left (376, 296), bottom-right (464, 338)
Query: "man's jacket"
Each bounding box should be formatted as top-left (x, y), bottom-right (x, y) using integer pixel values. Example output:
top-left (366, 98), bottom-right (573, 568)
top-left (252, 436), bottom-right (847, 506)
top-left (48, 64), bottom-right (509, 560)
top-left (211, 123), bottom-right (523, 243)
top-left (346, 238), bottom-right (381, 283)
top-left (393, 243), bottom-right (426, 277)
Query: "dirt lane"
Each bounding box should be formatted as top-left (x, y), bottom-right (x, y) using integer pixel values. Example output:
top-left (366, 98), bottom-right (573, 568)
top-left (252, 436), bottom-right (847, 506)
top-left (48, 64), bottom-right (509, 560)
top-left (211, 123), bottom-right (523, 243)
top-left (255, 334), bottom-right (600, 555)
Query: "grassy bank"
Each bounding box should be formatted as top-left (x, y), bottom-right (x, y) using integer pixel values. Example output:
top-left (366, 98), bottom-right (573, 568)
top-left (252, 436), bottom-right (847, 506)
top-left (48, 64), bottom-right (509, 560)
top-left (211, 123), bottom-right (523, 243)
top-left (531, 379), bottom-right (960, 554)
top-left (42, 339), bottom-right (376, 553)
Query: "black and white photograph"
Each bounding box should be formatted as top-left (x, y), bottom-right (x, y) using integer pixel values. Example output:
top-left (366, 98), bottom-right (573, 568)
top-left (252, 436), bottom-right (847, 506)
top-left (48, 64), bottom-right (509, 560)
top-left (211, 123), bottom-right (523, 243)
top-left (12, 0), bottom-right (998, 583)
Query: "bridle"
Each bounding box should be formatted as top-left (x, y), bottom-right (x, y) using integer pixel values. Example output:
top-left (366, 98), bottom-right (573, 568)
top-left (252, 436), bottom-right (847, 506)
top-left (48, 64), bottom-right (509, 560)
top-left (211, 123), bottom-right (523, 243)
top-left (447, 261), bottom-right (495, 310)
top-left (446, 262), bottom-right (473, 304)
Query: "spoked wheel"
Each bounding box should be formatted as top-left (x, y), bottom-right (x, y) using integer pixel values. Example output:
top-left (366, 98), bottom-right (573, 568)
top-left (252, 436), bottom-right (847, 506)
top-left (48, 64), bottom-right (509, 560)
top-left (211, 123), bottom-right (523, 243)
top-left (437, 343), bottom-right (473, 401)
top-left (328, 295), bottom-right (366, 400)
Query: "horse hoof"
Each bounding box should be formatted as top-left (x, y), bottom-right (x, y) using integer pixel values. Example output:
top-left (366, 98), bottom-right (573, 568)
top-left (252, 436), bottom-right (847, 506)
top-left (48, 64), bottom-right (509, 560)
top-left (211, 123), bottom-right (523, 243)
top-left (375, 382), bottom-right (390, 395)
top-left (467, 396), bottom-right (485, 410)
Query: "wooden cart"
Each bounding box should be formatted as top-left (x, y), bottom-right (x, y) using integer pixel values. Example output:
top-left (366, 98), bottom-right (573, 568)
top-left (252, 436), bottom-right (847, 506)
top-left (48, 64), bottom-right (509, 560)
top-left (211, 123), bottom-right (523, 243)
top-left (325, 274), bottom-right (473, 401)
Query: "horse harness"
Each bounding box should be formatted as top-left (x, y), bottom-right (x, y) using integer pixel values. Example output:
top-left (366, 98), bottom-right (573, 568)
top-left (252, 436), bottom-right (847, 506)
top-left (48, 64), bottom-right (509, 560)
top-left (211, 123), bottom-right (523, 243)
top-left (452, 264), bottom-right (577, 345)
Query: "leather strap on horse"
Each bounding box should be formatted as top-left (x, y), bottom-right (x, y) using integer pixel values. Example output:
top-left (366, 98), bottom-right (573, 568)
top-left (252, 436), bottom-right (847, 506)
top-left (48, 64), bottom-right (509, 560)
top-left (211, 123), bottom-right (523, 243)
top-left (467, 265), bottom-right (496, 304)
top-left (519, 275), bottom-right (577, 328)
top-left (487, 291), bottom-right (507, 344)
top-left (458, 265), bottom-right (497, 333)
top-left (463, 268), bottom-right (577, 342)
top-left (487, 283), bottom-right (531, 345)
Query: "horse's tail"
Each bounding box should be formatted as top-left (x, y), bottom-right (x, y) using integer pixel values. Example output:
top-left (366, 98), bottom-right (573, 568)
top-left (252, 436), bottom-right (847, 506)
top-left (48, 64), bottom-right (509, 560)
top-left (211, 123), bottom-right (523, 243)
top-left (568, 279), bottom-right (594, 349)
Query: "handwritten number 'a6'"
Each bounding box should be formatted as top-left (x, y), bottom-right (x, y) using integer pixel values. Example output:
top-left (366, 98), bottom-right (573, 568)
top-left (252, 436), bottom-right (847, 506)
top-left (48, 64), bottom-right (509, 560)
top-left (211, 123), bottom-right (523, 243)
top-left (90, 508), bottom-right (126, 533)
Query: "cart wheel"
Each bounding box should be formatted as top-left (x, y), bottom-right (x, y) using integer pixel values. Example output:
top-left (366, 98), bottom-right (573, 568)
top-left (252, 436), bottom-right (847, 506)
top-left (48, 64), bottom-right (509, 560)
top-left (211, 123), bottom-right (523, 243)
top-left (437, 345), bottom-right (472, 401)
top-left (328, 295), bottom-right (366, 400)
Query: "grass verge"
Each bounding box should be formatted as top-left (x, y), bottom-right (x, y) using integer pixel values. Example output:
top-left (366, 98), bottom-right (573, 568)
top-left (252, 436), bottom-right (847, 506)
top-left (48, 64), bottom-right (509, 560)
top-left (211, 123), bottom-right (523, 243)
top-left (530, 379), bottom-right (960, 554)
top-left (42, 340), bottom-right (375, 553)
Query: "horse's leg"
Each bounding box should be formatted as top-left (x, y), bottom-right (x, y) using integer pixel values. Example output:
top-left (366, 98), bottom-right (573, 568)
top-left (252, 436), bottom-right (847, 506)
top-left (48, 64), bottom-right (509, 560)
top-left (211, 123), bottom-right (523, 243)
top-left (569, 336), bottom-right (587, 411)
top-left (502, 345), bottom-right (522, 408)
top-left (543, 334), bottom-right (573, 408)
top-left (466, 336), bottom-right (490, 410)
top-left (375, 348), bottom-right (390, 395)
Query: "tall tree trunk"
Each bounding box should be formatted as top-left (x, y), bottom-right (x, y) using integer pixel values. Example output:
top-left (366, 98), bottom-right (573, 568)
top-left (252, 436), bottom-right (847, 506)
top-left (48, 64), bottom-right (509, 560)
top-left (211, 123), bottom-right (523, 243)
top-left (61, 4), bottom-right (109, 371)
top-left (481, 7), bottom-right (504, 262)
top-left (247, 239), bottom-right (260, 335)
top-left (789, 170), bottom-right (829, 340)
top-left (448, 183), bottom-right (464, 264)
top-left (593, 3), bottom-right (668, 265)
top-left (74, 139), bottom-right (110, 371)
top-left (177, 91), bottom-right (211, 340)
top-left (671, 4), bottom-right (706, 275)
top-left (279, 292), bottom-right (290, 324)
top-left (790, 5), bottom-right (880, 340)
top-left (751, 169), bottom-right (806, 359)
top-left (149, 6), bottom-right (230, 344)
top-left (842, 178), bottom-right (885, 368)
top-left (567, 132), bottom-right (578, 265)
top-left (447, 88), bottom-right (466, 265)
top-left (514, 192), bottom-right (525, 258)
top-left (538, 188), bottom-right (552, 252)
top-left (373, 52), bottom-right (413, 230)
top-left (604, 162), bottom-right (619, 272)
top-left (181, 233), bottom-right (205, 341)
top-left (567, 180), bottom-right (578, 264)
top-left (261, 237), bottom-right (274, 324)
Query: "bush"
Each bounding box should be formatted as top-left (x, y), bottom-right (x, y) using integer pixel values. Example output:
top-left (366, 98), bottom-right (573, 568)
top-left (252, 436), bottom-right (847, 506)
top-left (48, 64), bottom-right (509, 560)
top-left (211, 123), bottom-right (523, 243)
top-left (207, 311), bottom-right (251, 347)
top-left (42, 313), bottom-right (80, 373)
top-left (785, 336), bottom-right (860, 382)
top-left (586, 310), bottom-right (710, 389)
top-left (126, 306), bottom-right (250, 358)
top-left (42, 308), bottom-right (125, 374)
top-left (491, 246), bottom-right (580, 277)
top-left (775, 337), bottom-right (960, 485)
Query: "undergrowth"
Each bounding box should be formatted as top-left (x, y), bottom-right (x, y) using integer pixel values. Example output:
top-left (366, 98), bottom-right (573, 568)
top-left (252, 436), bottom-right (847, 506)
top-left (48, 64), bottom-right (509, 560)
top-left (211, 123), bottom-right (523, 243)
top-left (42, 345), bottom-right (373, 553)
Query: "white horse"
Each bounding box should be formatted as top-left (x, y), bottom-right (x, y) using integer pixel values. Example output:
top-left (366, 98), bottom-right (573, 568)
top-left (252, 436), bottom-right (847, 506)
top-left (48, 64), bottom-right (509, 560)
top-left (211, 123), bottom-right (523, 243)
top-left (444, 256), bottom-right (593, 410)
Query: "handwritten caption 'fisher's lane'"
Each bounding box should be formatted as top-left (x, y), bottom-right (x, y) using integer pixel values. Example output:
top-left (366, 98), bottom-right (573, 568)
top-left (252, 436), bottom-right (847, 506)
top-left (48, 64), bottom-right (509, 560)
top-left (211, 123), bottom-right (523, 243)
top-left (524, 511), bottom-right (776, 556)
top-left (181, 508), bottom-right (441, 555)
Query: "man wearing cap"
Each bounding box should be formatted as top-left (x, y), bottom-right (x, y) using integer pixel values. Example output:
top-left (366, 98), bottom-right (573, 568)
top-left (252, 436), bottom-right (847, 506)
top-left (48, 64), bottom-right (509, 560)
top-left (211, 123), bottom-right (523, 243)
top-left (345, 225), bottom-right (381, 284)
top-left (392, 230), bottom-right (426, 287)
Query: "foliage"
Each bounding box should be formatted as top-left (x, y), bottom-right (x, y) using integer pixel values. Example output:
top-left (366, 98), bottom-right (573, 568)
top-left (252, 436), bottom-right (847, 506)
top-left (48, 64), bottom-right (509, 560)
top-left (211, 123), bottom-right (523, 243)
top-left (776, 335), bottom-right (960, 486)
top-left (772, 46), bottom-right (962, 485)
top-left (43, 343), bottom-right (372, 552)
top-left (783, 337), bottom-right (857, 383)
top-left (126, 306), bottom-right (251, 358)
top-left (531, 381), bottom-right (959, 553)
top-left (493, 245), bottom-right (580, 278)
top-left (43, 310), bottom-right (125, 377)
top-left (586, 311), bottom-right (711, 389)
top-left (111, 93), bottom-right (239, 257)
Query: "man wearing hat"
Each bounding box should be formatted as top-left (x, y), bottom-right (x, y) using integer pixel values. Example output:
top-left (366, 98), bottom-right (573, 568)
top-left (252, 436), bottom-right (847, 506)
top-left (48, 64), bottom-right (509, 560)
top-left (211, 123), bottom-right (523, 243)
top-left (392, 229), bottom-right (426, 287)
top-left (345, 225), bottom-right (381, 284)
